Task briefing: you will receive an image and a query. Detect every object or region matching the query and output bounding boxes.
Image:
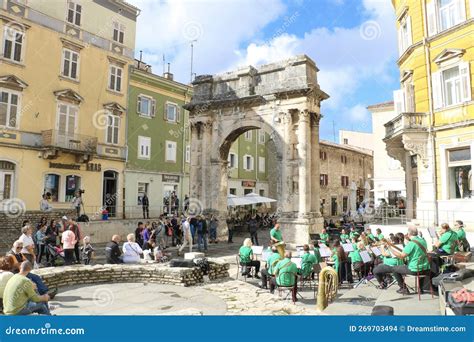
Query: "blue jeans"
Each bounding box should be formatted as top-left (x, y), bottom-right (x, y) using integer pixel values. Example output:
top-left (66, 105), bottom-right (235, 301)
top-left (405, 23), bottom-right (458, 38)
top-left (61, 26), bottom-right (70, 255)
top-left (190, 224), bottom-right (195, 242)
top-left (197, 233), bottom-right (207, 251)
top-left (27, 273), bottom-right (49, 295)
top-left (17, 301), bottom-right (51, 315)
top-left (210, 228), bottom-right (217, 241)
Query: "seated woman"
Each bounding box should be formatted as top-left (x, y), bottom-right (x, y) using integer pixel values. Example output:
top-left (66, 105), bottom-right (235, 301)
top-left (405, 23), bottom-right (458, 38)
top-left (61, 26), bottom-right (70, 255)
top-left (372, 235), bottom-right (405, 289)
top-left (300, 244), bottom-right (317, 279)
top-left (238, 238), bottom-right (260, 278)
top-left (331, 240), bottom-right (353, 284)
top-left (340, 229), bottom-right (350, 243)
top-left (348, 242), bottom-right (366, 279)
top-left (122, 233), bottom-right (143, 264)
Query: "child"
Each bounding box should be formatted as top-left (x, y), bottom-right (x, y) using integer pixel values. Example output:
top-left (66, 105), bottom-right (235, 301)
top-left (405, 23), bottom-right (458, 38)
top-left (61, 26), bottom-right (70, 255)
top-left (81, 236), bottom-right (94, 265)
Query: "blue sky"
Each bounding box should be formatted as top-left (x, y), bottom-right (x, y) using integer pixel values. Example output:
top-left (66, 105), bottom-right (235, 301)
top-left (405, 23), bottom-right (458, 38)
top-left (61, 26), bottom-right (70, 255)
top-left (129, 0), bottom-right (399, 141)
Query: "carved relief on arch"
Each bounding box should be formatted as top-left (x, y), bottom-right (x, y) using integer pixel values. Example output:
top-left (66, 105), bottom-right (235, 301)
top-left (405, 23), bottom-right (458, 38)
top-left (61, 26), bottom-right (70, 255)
top-left (402, 138), bottom-right (429, 168)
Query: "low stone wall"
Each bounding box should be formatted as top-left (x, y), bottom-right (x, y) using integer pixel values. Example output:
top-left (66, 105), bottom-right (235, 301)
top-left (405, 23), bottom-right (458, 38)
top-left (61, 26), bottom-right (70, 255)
top-left (32, 260), bottom-right (230, 288)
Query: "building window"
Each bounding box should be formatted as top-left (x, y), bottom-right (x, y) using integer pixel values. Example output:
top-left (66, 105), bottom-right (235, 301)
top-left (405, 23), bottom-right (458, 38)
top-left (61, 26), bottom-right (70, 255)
top-left (343, 138), bottom-right (348, 144)
top-left (44, 174), bottom-right (60, 202)
top-left (65, 175), bottom-right (80, 202)
top-left (106, 114), bottom-right (119, 145)
top-left (0, 89), bottom-right (19, 128)
top-left (67, 1), bottom-right (82, 26)
top-left (61, 49), bottom-right (79, 80)
top-left (341, 176), bottom-right (349, 187)
top-left (447, 147), bottom-right (471, 199)
top-left (341, 155), bottom-right (347, 164)
top-left (165, 103), bottom-right (179, 122)
top-left (244, 131), bottom-right (252, 141)
top-left (439, 0), bottom-right (465, 31)
top-left (137, 95), bottom-right (155, 117)
top-left (258, 131), bottom-right (265, 144)
top-left (258, 156), bottom-right (265, 173)
top-left (259, 189), bottom-right (265, 196)
top-left (342, 196), bottom-right (348, 212)
top-left (228, 153), bottom-right (238, 169)
top-left (320, 151), bottom-right (327, 160)
top-left (185, 145), bottom-right (190, 163)
top-left (165, 140), bottom-right (177, 162)
top-left (410, 155), bottom-right (418, 168)
top-left (137, 182), bottom-right (148, 205)
top-left (320, 174), bottom-right (328, 186)
top-left (112, 22), bottom-right (125, 44)
top-left (229, 188), bottom-right (236, 195)
top-left (398, 14), bottom-right (412, 55)
top-left (138, 136), bottom-right (151, 160)
top-left (56, 103), bottom-right (77, 137)
top-left (109, 65), bottom-right (123, 92)
top-left (244, 188), bottom-right (253, 195)
top-left (243, 155), bottom-right (254, 171)
top-left (433, 62), bottom-right (471, 109)
top-left (2, 26), bottom-right (23, 62)
top-left (0, 161), bottom-right (15, 200)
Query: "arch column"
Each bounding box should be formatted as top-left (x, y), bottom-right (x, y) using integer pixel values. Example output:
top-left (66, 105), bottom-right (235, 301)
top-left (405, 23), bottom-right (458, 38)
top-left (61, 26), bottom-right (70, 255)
top-left (189, 122), bottom-right (201, 201)
top-left (200, 120), bottom-right (213, 210)
top-left (297, 110), bottom-right (311, 216)
top-left (310, 112), bottom-right (321, 215)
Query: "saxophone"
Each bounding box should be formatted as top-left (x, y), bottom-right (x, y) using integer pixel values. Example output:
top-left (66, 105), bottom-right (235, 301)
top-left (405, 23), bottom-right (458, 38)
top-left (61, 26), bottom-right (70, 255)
top-left (316, 266), bottom-right (338, 311)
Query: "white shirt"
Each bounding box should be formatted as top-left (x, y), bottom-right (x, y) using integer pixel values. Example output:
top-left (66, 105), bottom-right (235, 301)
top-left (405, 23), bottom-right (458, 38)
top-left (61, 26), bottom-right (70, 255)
top-left (19, 233), bottom-right (34, 255)
top-left (182, 221), bottom-right (191, 238)
top-left (122, 242), bottom-right (143, 264)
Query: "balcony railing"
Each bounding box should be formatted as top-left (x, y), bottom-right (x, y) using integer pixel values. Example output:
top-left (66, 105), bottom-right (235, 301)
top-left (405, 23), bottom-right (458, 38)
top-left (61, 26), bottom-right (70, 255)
top-left (42, 130), bottom-right (98, 154)
top-left (384, 112), bottom-right (428, 139)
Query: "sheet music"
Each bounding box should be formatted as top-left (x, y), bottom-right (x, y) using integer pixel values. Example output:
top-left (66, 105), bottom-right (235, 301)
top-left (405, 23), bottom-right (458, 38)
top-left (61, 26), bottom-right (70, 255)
top-left (428, 227), bottom-right (437, 239)
top-left (342, 243), bottom-right (354, 252)
top-left (291, 257), bottom-right (302, 269)
top-left (251, 246), bottom-right (263, 255)
top-left (298, 250), bottom-right (305, 257)
top-left (319, 243), bottom-right (327, 248)
top-left (360, 250), bottom-right (372, 263)
top-left (370, 247), bottom-right (382, 256)
top-left (319, 247), bottom-right (331, 258)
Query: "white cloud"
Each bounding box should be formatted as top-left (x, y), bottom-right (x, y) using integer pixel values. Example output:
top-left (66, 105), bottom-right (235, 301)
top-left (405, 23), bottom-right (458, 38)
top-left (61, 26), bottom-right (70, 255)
top-left (347, 104), bottom-right (370, 121)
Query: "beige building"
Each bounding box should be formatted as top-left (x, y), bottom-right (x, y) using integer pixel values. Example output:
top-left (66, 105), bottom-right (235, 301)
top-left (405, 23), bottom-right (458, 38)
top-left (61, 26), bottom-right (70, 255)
top-left (339, 130), bottom-right (374, 151)
top-left (319, 141), bottom-right (374, 218)
top-left (368, 101), bottom-right (407, 205)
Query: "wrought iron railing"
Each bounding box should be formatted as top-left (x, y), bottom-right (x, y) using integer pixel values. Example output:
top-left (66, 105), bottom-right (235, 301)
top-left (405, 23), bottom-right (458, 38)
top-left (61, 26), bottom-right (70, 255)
top-left (42, 129), bottom-right (97, 153)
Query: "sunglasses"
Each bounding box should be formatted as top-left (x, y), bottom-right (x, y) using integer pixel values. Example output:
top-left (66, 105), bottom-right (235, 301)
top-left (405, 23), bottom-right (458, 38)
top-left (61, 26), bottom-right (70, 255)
top-left (16, 246), bottom-right (23, 249)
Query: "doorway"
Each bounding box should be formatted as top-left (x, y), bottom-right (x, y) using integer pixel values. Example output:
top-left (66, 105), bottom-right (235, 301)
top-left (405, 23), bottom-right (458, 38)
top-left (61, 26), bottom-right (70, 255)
top-left (103, 171), bottom-right (118, 217)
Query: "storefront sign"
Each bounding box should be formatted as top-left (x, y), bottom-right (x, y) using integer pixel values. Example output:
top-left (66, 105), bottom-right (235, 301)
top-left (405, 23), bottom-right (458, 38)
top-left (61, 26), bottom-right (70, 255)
top-left (162, 174), bottom-right (180, 183)
top-left (242, 180), bottom-right (256, 187)
top-left (86, 163), bottom-right (102, 172)
top-left (49, 162), bottom-right (80, 170)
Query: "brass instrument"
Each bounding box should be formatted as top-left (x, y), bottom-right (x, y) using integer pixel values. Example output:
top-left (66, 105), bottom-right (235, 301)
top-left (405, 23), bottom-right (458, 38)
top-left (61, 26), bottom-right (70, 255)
top-left (316, 266), bottom-right (338, 311)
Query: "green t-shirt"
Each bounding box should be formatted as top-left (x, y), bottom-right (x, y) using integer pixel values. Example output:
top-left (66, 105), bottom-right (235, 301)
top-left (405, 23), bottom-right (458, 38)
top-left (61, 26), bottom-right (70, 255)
top-left (349, 231), bottom-right (359, 240)
top-left (331, 248), bottom-right (339, 273)
top-left (383, 256), bottom-right (404, 266)
top-left (439, 231), bottom-right (458, 254)
top-left (403, 236), bottom-right (430, 272)
top-left (239, 246), bottom-right (253, 263)
top-left (340, 233), bottom-right (350, 242)
top-left (274, 258), bottom-right (298, 286)
top-left (455, 228), bottom-right (466, 240)
top-left (320, 233), bottom-right (329, 243)
top-left (3, 274), bottom-right (42, 315)
top-left (301, 252), bottom-right (317, 277)
top-left (270, 228), bottom-right (283, 242)
top-left (349, 250), bottom-right (362, 263)
top-left (377, 233), bottom-right (384, 241)
top-left (367, 233), bottom-right (376, 242)
top-left (352, 243), bottom-right (359, 251)
top-left (313, 247), bottom-right (323, 263)
top-left (267, 252), bottom-right (282, 275)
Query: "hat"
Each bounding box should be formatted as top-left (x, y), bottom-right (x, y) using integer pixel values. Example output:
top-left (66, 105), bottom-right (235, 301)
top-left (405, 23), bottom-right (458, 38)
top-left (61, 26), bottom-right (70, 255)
top-left (62, 216), bottom-right (68, 220)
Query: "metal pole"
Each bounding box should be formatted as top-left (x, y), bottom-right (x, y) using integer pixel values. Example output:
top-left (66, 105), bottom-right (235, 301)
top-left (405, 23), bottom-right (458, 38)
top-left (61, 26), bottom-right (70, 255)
top-left (190, 41), bottom-right (195, 83)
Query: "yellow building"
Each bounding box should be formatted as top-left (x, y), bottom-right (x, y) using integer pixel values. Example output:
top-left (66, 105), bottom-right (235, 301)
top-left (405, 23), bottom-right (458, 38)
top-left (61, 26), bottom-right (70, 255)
top-left (0, 0), bottom-right (139, 218)
top-left (385, 0), bottom-right (473, 227)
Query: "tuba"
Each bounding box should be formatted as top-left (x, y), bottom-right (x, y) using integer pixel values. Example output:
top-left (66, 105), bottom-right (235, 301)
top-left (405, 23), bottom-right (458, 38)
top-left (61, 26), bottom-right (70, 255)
top-left (316, 266), bottom-right (338, 311)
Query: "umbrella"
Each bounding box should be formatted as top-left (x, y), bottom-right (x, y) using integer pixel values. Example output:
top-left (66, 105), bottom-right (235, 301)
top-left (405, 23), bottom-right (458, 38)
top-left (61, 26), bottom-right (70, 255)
top-left (244, 192), bottom-right (277, 204)
top-left (227, 194), bottom-right (255, 207)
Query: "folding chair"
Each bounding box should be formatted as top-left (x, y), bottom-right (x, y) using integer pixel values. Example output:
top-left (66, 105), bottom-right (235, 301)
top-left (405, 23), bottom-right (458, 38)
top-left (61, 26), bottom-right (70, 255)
top-left (277, 270), bottom-right (300, 303)
top-left (404, 256), bottom-right (434, 301)
top-left (235, 255), bottom-right (254, 282)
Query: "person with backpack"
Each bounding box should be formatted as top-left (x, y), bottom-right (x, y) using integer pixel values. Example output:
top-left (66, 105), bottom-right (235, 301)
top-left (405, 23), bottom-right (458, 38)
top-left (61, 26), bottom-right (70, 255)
top-left (271, 251), bottom-right (298, 301)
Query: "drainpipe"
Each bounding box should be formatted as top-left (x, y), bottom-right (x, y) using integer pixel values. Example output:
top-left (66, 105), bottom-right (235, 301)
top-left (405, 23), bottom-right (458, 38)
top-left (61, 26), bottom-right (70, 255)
top-left (422, 0), bottom-right (439, 225)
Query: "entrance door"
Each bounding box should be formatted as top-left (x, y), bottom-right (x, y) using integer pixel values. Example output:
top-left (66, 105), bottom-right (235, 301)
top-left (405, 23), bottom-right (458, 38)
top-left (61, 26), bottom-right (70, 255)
top-left (163, 184), bottom-right (178, 214)
top-left (103, 171), bottom-right (118, 217)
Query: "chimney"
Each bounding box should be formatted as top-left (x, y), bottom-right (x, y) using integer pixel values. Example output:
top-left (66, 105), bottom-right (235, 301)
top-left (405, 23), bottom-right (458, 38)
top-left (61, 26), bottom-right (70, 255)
top-left (164, 62), bottom-right (174, 81)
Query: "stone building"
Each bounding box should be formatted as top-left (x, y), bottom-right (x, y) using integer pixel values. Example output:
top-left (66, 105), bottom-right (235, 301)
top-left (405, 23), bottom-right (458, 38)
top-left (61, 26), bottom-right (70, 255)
top-left (319, 140), bottom-right (374, 218)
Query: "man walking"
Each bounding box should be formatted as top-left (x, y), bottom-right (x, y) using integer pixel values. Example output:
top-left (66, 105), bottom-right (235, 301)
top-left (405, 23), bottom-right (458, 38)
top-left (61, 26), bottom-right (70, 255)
top-left (248, 215), bottom-right (259, 246)
top-left (209, 215), bottom-right (219, 243)
top-left (142, 193), bottom-right (150, 219)
top-left (178, 218), bottom-right (192, 256)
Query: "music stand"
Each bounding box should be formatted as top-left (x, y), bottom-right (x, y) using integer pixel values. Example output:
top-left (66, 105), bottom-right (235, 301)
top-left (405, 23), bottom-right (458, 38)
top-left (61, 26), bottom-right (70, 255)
top-left (353, 251), bottom-right (378, 289)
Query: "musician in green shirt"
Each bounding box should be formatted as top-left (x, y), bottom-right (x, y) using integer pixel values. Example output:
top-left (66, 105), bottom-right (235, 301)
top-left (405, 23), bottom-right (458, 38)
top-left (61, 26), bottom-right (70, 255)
top-left (259, 246), bottom-right (281, 291)
top-left (454, 220), bottom-right (470, 252)
top-left (372, 236), bottom-right (405, 288)
top-left (320, 229), bottom-right (329, 246)
top-left (390, 227), bottom-right (430, 294)
top-left (348, 242), bottom-right (365, 278)
top-left (376, 228), bottom-right (384, 241)
top-left (366, 228), bottom-right (376, 243)
top-left (349, 227), bottom-right (359, 240)
top-left (271, 251), bottom-right (298, 302)
top-left (270, 223), bottom-right (285, 258)
top-left (434, 223), bottom-right (458, 255)
top-left (300, 244), bottom-right (317, 278)
top-left (239, 238), bottom-right (260, 278)
top-left (312, 243), bottom-right (323, 263)
top-left (340, 229), bottom-right (350, 242)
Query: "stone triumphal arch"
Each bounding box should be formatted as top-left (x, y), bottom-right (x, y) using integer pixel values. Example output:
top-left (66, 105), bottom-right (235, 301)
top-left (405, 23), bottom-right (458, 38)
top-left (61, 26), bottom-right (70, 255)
top-left (184, 55), bottom-right (329, 244)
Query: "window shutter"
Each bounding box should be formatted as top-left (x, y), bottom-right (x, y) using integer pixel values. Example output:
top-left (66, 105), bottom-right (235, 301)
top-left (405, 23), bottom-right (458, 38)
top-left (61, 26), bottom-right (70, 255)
top-left (456, 0), bottom-right (466, 23)
top-left (393, 89), bottom-right (405, 114)
top-left (432, 71), bottom-right (443, 109)
top-left (176, 107), bottom-right (180, 122)
top-left (460, 61), bottom-right (472, 102)
top-left (137, 96), bottom-right (141, 114)
top-left (406, 16), bottom-right (412, 46)
top-left (471, 0), bottom-right (474, 18)
top-left (427, 0), bottom-right (438, 36)
top-left (151, 99), bottom-right (156, 117)
top-left (406, 83), bottom-right (415, 112)
top-left (397, 27), bottom-right (403, 56)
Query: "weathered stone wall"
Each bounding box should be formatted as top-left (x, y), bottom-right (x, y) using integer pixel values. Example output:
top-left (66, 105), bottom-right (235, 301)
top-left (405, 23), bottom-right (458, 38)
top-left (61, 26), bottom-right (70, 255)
top-left (32, 260), bottom-right (230, 288)
top-left (0, 209), bottom-right (76, 253)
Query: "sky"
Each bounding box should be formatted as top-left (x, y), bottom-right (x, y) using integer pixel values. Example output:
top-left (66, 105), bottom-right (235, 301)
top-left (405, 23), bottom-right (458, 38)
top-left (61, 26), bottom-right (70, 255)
top-left (128, 0), bottom-right (399, 142)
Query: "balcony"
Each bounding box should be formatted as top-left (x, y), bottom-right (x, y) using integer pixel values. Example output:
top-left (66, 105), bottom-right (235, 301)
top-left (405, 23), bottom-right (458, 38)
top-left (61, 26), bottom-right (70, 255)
top-left (41, 130), bottom-right (97, 161)
top-left (384, 112), bottom-right (429, 140)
